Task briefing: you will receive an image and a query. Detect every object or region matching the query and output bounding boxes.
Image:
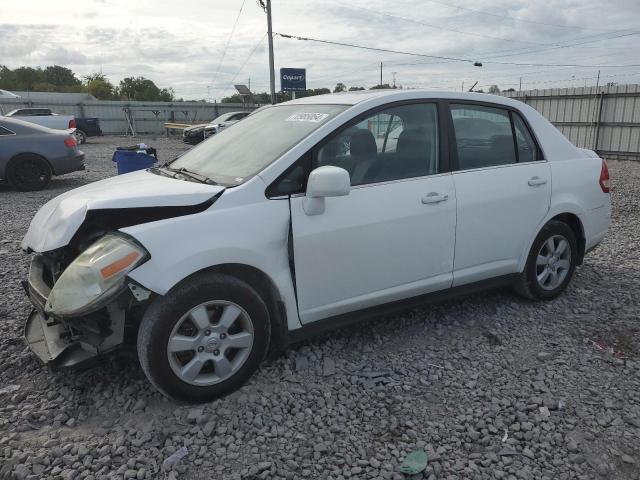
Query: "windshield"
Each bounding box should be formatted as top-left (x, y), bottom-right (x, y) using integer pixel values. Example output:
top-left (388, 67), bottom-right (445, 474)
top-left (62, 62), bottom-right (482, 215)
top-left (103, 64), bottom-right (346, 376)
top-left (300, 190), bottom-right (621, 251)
top-left (170, 104), bottom-right (347, 185)
top-left (210, 112), bottom-right (236, 124)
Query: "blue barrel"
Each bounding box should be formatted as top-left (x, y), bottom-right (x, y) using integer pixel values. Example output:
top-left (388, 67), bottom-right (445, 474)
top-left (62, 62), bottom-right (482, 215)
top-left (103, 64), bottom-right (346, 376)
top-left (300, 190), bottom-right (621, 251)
top-left (112, 150), bottom-right (157, 174)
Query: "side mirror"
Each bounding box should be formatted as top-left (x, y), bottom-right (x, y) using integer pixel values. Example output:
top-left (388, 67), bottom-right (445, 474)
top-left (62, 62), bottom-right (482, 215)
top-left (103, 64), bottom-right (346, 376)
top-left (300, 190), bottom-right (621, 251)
top-left (303, 166), bottom-right (350, 215)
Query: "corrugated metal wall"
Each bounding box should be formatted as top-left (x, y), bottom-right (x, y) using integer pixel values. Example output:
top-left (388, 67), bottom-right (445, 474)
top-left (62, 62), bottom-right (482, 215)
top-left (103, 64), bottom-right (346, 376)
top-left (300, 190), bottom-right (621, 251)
top-left (503, 84), bottom-right (640, 160)
top-left (0, 98), bottom-right (257, 135)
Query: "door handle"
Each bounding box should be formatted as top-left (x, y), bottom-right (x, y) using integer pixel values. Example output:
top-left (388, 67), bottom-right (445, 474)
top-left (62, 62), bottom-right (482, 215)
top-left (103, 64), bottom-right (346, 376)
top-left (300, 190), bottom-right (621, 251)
top-left (528, 176), bottom-right (547, 186)
top-left (421, 192), bottom-right (449, 204)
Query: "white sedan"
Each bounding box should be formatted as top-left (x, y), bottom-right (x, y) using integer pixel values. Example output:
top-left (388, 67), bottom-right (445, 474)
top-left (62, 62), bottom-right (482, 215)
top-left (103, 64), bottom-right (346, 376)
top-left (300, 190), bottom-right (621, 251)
top-left (21, 90), bottom-right (611, 402)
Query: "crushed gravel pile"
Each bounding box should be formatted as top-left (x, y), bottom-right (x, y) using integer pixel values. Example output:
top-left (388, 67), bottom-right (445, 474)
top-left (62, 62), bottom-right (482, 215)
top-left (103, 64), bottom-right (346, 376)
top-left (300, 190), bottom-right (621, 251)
top-left (0, 138), bottom-right (638, 480)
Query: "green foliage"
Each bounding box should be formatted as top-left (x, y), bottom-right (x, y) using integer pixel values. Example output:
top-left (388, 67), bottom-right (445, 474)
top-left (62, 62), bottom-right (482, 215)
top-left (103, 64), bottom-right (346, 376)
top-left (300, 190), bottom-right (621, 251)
top-left (333, 82), bottom-right (346, 93)
top-left (348, 86), bottom-right (365, 91)
top-left (84, 73), bottom-right (115, 100)
top-left (0, 65), bottom-right (175, 101)
top-left (0, 65), bottom-right (84, 92)
top-left (43, 66), bottom-right (81, 87)
top-left (370, 84), bottom-right (392, 90)
top-left (118, 76), bottom-right (175, 101)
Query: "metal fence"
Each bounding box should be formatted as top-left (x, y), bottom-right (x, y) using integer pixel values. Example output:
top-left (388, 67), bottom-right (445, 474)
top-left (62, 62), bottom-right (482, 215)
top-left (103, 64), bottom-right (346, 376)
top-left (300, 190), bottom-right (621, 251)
top-left (0, 98), bottom-right (258, 135)
top-left (503, 84), bottom-right (640, 161)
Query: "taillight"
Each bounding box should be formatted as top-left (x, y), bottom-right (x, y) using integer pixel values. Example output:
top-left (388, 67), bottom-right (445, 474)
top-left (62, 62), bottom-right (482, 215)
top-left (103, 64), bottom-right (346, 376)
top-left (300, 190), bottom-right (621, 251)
top-left (68, 119), bottom-right (76, 129)
top-left (64, 137), bottom-right (77, 148)
top-left (599, 159), bottom-right (610, 193)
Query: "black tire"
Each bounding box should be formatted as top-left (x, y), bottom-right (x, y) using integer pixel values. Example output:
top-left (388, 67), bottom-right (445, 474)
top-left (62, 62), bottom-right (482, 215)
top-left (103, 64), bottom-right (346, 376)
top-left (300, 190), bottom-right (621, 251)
top-left (514, 220), bottom-right (578, 300)
top-left (6, 154), bottom-right (52, 191)
top-left (137, 272), bottom-right (270, 403)
top-left (75, 129), bottom-right (87, 145)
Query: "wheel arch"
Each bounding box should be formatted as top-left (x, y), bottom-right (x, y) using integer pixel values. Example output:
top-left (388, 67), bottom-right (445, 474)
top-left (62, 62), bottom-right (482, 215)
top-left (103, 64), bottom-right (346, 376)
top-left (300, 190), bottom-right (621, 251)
top-left (8, 152), bottom-right (56, 175)
top-left (520, 209), bottom-right (587, 272)
top-left (550, 212), bottom-right (586, 265)
top-left (188, 263), bottom-right (288, 354)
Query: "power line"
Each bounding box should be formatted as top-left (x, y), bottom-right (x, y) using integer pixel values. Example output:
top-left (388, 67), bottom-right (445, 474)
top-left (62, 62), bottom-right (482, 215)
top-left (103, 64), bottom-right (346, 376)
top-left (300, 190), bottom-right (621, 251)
top-left (423, 0), bottom-right (608, 30)
top-left (275, 32), bottom-right (640, 68)
top-left (380, 29), bottom-right (638, 68)
top-left (229, 33), bottom-right (268, 85)
top-left (211, 0), bottom-right (247, 84)
top-left (218, 32), bottom-right (268, 98)
top-left (345, 4), bottom-right (548, 46)
top-left (482, 31), bottom-right (638, 61)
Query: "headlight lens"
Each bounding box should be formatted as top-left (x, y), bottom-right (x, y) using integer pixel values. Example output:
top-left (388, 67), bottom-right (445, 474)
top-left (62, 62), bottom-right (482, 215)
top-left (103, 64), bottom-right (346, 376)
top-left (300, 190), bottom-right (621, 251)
top-left (45, 234), bottom-right (148, 316)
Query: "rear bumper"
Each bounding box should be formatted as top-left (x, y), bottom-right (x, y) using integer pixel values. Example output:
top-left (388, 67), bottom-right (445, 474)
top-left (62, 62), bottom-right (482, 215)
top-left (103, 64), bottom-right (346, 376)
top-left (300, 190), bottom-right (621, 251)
top-left (584, 202), bottom-right (612, 252)
top-left (52, 151), bottom-right (86, 176)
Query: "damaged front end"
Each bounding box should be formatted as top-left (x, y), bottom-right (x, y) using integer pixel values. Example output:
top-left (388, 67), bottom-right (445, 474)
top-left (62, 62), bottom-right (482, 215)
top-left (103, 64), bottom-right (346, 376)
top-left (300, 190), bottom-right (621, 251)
top-left (23, 233), bottom-right (153, 370)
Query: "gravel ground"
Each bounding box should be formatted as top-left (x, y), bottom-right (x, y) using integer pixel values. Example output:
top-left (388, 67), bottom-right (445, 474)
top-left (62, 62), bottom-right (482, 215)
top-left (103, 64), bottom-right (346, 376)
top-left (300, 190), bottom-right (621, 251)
top-left (0, 136), bottom-right (639, 480)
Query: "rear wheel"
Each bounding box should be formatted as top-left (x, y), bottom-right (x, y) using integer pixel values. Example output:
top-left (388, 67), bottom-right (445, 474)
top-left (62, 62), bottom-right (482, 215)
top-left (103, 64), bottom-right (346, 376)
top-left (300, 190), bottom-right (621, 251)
top-left (74, 129), bottom-right (87, 144)
top-left (137, 272), bottom-right (270, 403)
top-left (514, 220), bottom-right (578, 300)
top-left (6, 155), bottom-right (52, 191)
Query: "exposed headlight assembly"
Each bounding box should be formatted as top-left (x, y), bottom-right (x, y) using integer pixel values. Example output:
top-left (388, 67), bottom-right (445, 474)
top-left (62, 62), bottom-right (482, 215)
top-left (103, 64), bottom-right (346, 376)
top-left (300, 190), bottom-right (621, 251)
top-left (45, 233), bottom-right (148, 316)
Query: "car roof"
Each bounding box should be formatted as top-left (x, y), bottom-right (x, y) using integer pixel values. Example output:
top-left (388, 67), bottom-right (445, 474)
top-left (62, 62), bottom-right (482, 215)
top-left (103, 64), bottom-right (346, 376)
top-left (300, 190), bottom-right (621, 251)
top-left (285, 89), bottom-right (525, 110)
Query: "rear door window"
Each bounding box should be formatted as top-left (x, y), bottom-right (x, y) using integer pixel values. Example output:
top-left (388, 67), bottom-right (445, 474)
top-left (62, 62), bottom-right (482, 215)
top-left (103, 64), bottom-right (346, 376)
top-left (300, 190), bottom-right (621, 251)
top-left (512, 112), bottom-right (538, 163)
top-left (451, 104), bottom-right (516, 170)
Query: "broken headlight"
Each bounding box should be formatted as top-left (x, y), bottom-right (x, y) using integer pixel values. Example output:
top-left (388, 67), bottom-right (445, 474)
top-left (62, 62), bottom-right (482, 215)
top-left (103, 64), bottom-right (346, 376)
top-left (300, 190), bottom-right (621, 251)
top-left (45, 233), bottom-right (148, 316)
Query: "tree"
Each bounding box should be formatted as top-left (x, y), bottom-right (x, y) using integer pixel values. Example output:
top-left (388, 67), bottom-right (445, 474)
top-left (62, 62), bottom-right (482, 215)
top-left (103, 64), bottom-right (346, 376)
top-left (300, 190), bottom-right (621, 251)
top-left (488, 85), bottom-right (500, 94)
top-left (84, 73), bottom-right (116, 100)
top-left (10, 67), bottom-right (43, 91)
top-left (118, 76), bottom-right (175, 101)
top-left (370, 83), bottom-right (392, 90)
top-left (158, 87), bottom-right (175, 102)
top-left (333, 82), bottom-right (346, 93)
top-left (44, 66), bottom-right (81, 87)
top-left (348, 86), bottom-right (365, 91)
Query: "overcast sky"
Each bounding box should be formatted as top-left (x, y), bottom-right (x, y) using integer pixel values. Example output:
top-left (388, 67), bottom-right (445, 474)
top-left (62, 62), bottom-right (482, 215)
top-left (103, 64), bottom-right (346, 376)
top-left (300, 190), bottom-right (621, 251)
top-left (2, 0), bottom-right (639, 100)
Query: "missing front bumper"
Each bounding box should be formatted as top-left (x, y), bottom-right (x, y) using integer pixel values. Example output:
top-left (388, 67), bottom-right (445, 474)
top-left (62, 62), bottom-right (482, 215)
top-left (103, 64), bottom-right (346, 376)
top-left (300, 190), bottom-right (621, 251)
top-left (24, 309), bottom-right (97, 369)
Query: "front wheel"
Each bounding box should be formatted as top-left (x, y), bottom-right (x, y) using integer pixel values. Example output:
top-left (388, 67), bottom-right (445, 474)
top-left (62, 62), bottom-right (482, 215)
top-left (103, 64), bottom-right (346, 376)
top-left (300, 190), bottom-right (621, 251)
top-left (514, 220), bottom-right (578, 300)
top-left (137, 272), bottom-right (270, 402)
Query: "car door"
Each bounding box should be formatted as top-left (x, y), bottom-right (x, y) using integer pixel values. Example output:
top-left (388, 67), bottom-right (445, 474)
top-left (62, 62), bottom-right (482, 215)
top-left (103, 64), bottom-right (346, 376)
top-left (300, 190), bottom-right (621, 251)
top-left (287, 102), bottom-right (457, 324)
top-left (448, 102), bottom-right (551, 286)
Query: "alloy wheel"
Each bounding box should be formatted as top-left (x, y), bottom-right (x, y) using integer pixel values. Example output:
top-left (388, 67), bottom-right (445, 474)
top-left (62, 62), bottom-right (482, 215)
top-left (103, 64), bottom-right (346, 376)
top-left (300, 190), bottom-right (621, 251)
top-left (167, 300), bottom-right (254, 386)
top-left (536, 234), bottom-right (572, 290)
top-left (15, 159), bottom-right (48, 188)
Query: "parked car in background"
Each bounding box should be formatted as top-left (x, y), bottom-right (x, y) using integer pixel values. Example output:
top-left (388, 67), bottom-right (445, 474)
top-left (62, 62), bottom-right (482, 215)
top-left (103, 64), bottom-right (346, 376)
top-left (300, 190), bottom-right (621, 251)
top-left (182, 111), bottom-right (250, 145)
top-left (5, 107), bottom-right (75, 130)
top-left (21, 90), bottom-right (610, 402)
top-left (74, 117), bottom-right (103, 144)
top-left (0, 117), bottom-right (84, 191)
top-left (2, 108), bottom-right (101, 145)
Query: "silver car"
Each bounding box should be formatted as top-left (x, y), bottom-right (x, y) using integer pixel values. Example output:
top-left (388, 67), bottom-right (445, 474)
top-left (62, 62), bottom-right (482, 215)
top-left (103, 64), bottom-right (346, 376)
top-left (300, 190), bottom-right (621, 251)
top-left (0, 117), bottom-right (85, 191)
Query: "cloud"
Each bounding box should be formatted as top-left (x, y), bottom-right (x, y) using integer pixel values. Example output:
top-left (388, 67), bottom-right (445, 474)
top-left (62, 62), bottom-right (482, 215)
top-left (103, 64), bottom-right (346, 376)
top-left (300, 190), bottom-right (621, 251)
top-left (1, 0), bottom-right (639, 98)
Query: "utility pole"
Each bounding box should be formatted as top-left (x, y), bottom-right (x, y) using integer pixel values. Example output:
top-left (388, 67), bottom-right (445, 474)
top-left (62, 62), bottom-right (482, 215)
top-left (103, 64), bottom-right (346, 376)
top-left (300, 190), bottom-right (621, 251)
top-left (266, 0), bottom-right (276, 104)
top-left (461, 80), bottom-right (464, 91)
top-left (595, 69), bottom-right (601, 91)
top-left (380, 62), bottom-right (383, 87)
top-left (519, 77), bottom-right (522, 92)
top-left (392, 72), bottom-right (397, 88)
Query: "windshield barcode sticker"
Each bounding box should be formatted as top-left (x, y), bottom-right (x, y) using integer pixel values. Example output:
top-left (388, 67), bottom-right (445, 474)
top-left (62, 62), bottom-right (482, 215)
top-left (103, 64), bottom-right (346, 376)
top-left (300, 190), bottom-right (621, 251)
top-left (285, 113), bottom-right (330, 123)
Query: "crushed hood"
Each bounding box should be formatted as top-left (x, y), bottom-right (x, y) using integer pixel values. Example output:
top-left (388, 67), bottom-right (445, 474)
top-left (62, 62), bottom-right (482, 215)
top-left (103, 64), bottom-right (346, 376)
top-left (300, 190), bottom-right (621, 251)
top-left (22, 169), bottom-right (224, 252)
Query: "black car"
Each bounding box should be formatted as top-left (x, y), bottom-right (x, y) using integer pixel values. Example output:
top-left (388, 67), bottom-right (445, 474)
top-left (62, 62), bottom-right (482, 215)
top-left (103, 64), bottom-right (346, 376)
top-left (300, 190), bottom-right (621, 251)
top-left (182, 111), bottom-right (250, 145)
top-left (75, 117), bottom-right (103, 144)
